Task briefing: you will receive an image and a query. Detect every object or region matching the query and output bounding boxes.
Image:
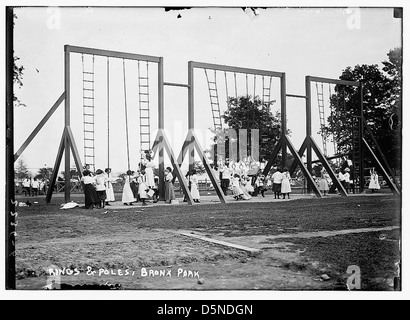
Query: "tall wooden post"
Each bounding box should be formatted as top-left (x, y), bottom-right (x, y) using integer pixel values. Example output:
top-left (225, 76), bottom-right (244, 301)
top-left (281, 74), bottom-right (287, 169)
top-left (188, 61), bottom-right (195, 171)
top-left (6, 6), bottom-right (16, 290)
top-left (305, 76), bottom-right (312, 194)
top-left (64, 45), bottom-right (71, 203)
top-left (158, 57), bottom-right (165, 201)
top-left (359, 84), bottom-right (365, 192)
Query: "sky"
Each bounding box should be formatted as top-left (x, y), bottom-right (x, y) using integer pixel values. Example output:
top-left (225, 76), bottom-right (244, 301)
top-left (10, 5), bottom-right (403, 177)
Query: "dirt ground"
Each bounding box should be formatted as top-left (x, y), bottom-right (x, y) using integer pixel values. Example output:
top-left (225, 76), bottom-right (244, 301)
top-left (14, 191), bottom-right (401, 292)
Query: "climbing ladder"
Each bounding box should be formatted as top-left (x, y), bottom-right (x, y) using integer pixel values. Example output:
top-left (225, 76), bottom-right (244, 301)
top-left (82, 54), bottom-right (95, 172)
top-left (262, 76), bottom-right (272, 104)
top-left (138, 61), bottom-right (151, 156)
top-left (205, 69), bottom-right (223, 130)
top-left (315, 82), bottom-right (327, 156)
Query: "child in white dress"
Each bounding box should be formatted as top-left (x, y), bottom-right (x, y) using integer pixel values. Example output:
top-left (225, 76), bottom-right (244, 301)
top-left (138, 170), bottom-right (149, 206)
top-left (232, 174), bottom-right (244, 201)
top-left (239, 175), bottom-right (252, 200)
top-left (104, 168), bottom-right (115, 205)
top-left (189, 169), bottom-right (201, 203)
top-left (122, 170), bottom-right (136, 205)
top-left (281, 168), bottom-right (292, 199)
top-left (368, 168), bottom-right (380, 193)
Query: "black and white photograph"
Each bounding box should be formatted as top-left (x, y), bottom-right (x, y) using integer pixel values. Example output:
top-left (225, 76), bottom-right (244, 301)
top-left (2, 1), bottom-right (408, 301)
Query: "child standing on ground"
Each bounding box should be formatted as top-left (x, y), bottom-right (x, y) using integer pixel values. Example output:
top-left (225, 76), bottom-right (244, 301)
top-left (104, 168), bottom-right (115, 205)
top-left (343, 168), bottom-right (351, 193)
top-left (152, 176), bottom-right (159, 203)
top-left (231, 174), bottom-right (244, 201)
top-left (31, 178), bottom-right (39, 196)
top-left (281, 167), bottom-right (291, 199)
top-left (165, 167), bottom-right (176, 204)
top-left (189, 169), bottom-right (201, 203)
top-left (138, 170), bottom-right (149, 206)
top-left (368, 168), bottom-right (380, 193)
top-left (122, 170), bottom-right (136, 205)
top-left (319, 167), bottom-right (329, 196)
top-left (81, 170), bottom-right (100, 209)
top-left (239, 175), bottom-right (252, 200)
top-left (272, 167), bottom-right (283, 199)
top-left (95, 169), bottom-right (107, 208)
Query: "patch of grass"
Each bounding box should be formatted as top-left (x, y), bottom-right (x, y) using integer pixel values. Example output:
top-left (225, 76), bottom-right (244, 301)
top-left (273, 230), bottom-right (401, 291)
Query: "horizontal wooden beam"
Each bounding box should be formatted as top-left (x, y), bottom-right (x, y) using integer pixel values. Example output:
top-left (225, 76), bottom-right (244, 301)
top-left (307, 75), bottom-right (361, 87)
top-left (286, 94), bottom-right (308, 99)
top-left (177, 231), bottom-right (262, 257)
top-left (65, 45), bottom-right (162, 63)
top-left (164, 82), bottom-right (190, 88)
top-left (190, 61), bottom-right (284, 78)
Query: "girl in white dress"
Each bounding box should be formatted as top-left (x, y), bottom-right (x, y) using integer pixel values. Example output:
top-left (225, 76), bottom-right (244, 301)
top-left (138, 170), bottom-right (149, 206)
top-left (122, 170), bottom-right (136, 205)
top-left (281, 168), bottom-right (292, 199)
top-left (239, 175), bottom-right (252, 200)
top-left (104, 168), bottom-right (115, 205)
top-left (189, 169), bottom-right (200, 203)
top-left (319, 167), bottom-right (330, 196)
top-left (368, 168), bottom-right (380, 193)
top-left (231, 174), bottom-right (244, 201)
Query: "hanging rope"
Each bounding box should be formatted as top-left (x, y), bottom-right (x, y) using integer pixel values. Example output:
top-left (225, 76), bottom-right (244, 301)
top-left (246, 74), bottom-right (248, 97)
top-left (234, 72), bottom-right (238, 100)
top-left (253, 74), bottom-right (256, 101)
top-left (122, 59), bottom-right (131, 171)
top-left (224, 71), bottom-right (229, 107)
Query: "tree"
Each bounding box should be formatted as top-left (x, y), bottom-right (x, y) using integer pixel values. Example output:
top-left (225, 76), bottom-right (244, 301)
top-left (15, 159), bottom-right (29, 180)
top-left (193, 161), bottom-right (206, 175)
top-left (35, 167), bottom-right (53, 180)
top-left (323, 49), bottom-right (402, 172)
top-left (13, 14), bottom-right (25, 107)
top-left (211, 95), bottom-right (289, 166)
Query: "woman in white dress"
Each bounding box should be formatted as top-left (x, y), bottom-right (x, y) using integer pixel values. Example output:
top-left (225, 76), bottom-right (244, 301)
top-left (122, 170), bottom-right (136, 205)
top-left (104, 168), bottom-right (115, 205)
top-left (368, 168), bottom-right (380, 193)
top-left (189, 169), bottom-right (200, 203)
top-left (142, 154), bottom-right (156, 189)
top-left (281, 168), bottom-right (292, 199)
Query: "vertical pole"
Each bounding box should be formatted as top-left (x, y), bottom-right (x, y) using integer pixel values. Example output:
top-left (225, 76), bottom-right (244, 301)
top-left (305, 76), bottom-right (312, 194)
top-left (64, 45), bottom-right (71, 202)
top-left (6, 6), bottom-right (16, 290)
top-left (281, 73), bottom-right (287, 169)
top-left (359, 84), bottom-right (365, 193)
top-left (188, 61), bottom-right (195, 171)
top-left (158, 57), bottom-right (165, 200)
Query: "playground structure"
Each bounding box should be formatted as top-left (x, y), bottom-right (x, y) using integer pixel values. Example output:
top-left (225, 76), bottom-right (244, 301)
top-left (14, 45), bottom-right (401, 205)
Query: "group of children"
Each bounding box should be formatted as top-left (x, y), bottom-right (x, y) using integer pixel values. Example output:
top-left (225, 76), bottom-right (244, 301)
top-left (119, 153), bottom-right (164, 206)
top-left (81, 156), bottom-right (178, 209)
top-left (218, 164), bottom-right (293, 201)
top-left (20, 177), bottom-right (46, 196)
top-left (80, 168), bottom-right (116, 209)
